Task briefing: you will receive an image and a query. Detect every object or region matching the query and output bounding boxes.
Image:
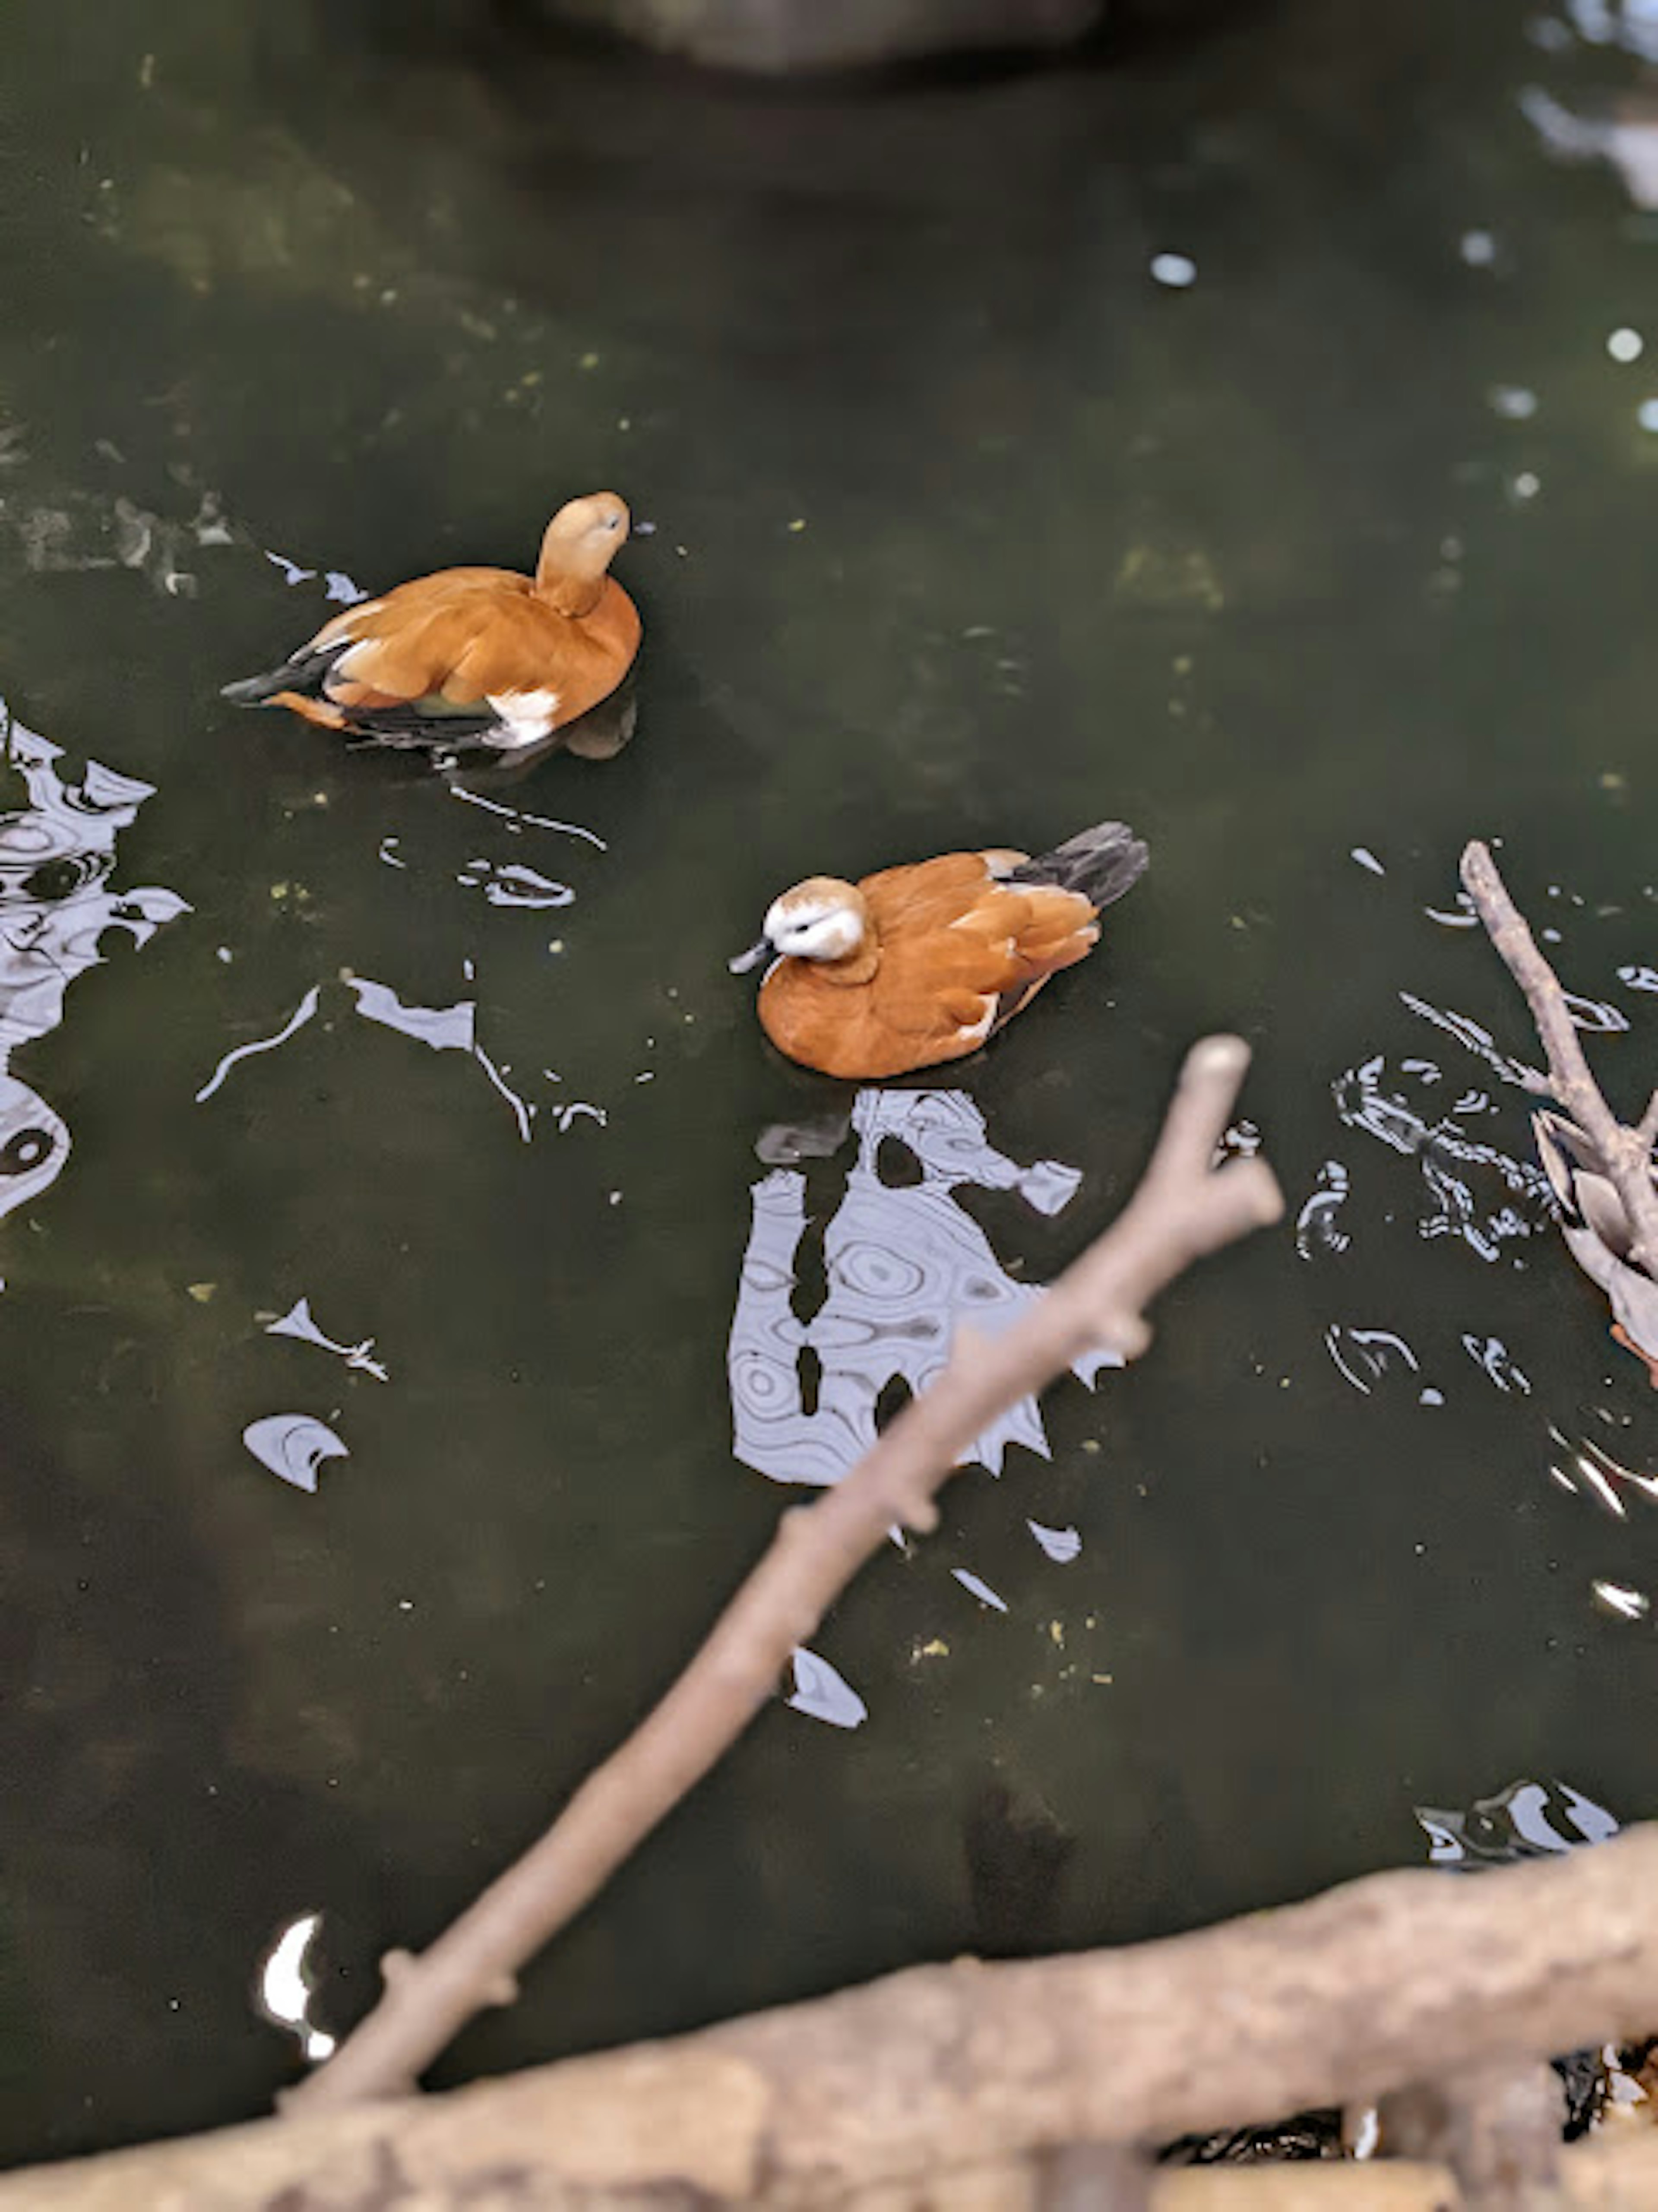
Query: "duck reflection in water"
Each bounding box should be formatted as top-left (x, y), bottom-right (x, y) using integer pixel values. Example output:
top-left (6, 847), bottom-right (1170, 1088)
top-left (0, 701), bottom-right (187, 1237)
top-left (728, 1087), bottom-right (1116, 1489)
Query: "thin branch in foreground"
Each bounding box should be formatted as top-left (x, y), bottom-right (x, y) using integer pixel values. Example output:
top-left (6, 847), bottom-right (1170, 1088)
top-left (1462, 839), bottom-right (1658, 1273)
top-left (285, 1035), bottom-right (1283, 2114)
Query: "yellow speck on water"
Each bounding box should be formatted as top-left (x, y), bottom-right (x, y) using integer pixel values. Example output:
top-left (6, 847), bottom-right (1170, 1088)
top-left (917, 1637), bottom-right (949, 1660)
top-left (269, 882), bottom-right (288, 899)
top-left (579, 352), bottom-right (601, 371)
top-left (787, 517), bottom-right (807, 533)
top-left (1601, 770), bottom-right (1628, 793)
top-left (1080, 1437), bottom-right (1100, 1456)
top-left (1091, 1673), bottom-right (1114, 1686)
top-left (138, 52), bottom-right (156, 87)
top-left (1048, 1620), bottom-right (1065, 1648)
top-left (187, 1283), bottom-right (216, 1304)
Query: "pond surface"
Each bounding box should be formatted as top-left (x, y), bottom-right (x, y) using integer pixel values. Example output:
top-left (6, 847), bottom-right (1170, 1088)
top-left (5, 0), bottom-right (1658, 2166)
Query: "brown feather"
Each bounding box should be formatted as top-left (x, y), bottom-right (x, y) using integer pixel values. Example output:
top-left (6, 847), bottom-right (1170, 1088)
top-left (316, 573), bottom-right (639, 724)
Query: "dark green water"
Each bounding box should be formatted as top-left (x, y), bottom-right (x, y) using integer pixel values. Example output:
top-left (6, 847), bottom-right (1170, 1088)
top-left (5, 0), bottom-right (1658, 2166)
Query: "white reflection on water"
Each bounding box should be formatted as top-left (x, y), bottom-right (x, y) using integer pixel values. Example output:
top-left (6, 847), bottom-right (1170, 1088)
top-left (253, 1910), bottom-right (336, 2060)
top-left (1325, 1323), bottom-right (1443, 1406)
top-left (952, 1569), bottom-right (1009, 1612)
top-left (1333, 1051), bottom-right (1551, 1261)
top-left (243, 1413), bottom-right (349, 1493)
top-left (1593, 1578), bottom-right (1650, 1619)
top-left (195, 984), bottom-right (320, 1102)
top-left (1028, 1519), bottom-right (1082, 1563)
top-left (266, 1296), bottom-right (389, 1383)
top-left (1415, 1778), bottom-right (1620, 1868)
top-left (729, 1088), bottom-right (1114, 1489)
top-left (1462, 1333), bottom-right (1532, 1394)
top-left (344, 973), bottom-right (541, 1142)
top-left (786, 1648), bottom-right (867, 1730)
top-left (0, 696), bottom-right (188, 1245)
top-left (1294, 1160), bottom-right (1351, 1258)
top-left (447, 781), bottom-right (607, 851)
top-left (456, 858), bottom-right (574, 910)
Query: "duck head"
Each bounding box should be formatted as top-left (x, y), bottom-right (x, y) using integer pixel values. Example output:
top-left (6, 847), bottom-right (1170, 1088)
top-left (535, 493), bottom-right (631, 609)
top-left (729, 877), bottom-right (872, 975)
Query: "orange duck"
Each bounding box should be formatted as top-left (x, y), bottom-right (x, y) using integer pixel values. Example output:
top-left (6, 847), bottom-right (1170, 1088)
top-left (222, 492), bottom-right (641, 757)
top-left (730, 820), bottom-right (1149, 1080)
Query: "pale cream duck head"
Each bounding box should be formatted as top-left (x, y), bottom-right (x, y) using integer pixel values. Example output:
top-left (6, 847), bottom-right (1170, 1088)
top-left (729, 877), bottom-right (872, 974)
top-left (536, 492), bottom-right (632, 592)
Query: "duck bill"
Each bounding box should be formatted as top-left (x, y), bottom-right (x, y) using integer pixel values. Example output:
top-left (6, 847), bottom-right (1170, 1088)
top-left (728, 937), bottom-right (771, 976)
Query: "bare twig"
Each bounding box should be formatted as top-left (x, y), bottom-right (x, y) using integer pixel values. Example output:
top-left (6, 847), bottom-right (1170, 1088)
top-left (286, 1036), bottom-right (1283, 2114)
top-left (1462, 840), bottom-right (1658, 1272)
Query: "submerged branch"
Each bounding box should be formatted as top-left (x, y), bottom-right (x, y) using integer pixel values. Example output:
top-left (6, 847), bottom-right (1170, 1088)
top-left (1462, 839), bottom-right (1658, 1272)
top-left (285, 1035), bottom-right (1283, 2113)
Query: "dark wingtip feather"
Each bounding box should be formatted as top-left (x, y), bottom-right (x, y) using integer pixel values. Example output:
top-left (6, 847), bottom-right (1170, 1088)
top-left (221, 640), bottom-right (350, 709)
top-left (220, 674), bottom-right (279, 706)
top-left (1011, 820), bottom-right (1149, 910)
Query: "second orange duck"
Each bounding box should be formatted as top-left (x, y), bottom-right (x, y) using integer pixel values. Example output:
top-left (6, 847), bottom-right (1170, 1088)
top-left (730, 820), bottom-right (1149, 1079)
top-left (222, 492), bottom-right (640, 757)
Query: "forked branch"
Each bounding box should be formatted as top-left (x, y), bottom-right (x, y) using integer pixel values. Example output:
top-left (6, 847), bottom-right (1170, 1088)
top-left (1462, 839), bottom-right (1658, 1271)
top-left (285, 1036), bottom-right (1283, 2114)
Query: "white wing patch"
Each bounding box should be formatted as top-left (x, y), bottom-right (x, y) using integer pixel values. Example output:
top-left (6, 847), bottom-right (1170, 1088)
top-left (487, 688), bottom-right (562, 746)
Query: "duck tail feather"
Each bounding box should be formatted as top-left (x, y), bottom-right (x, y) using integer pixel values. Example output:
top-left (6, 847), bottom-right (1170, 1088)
top-left (220, 642), bottom-right (349, 707)
top-left (1010, 820), bottom-right (1149, 910)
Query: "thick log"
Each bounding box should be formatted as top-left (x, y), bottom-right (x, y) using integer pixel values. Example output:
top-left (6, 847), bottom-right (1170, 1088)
top-left (6, 1827), bottom-right (1658, 2208)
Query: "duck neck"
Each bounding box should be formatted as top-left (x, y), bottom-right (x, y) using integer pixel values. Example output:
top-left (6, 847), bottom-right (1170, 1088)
top-left (535, 563), bottom-right (604, 619)
top-left (813, 937), bottom-right (880, 988)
